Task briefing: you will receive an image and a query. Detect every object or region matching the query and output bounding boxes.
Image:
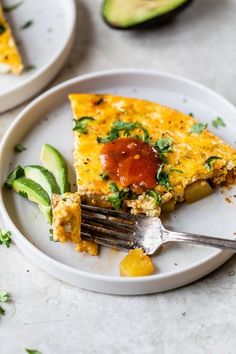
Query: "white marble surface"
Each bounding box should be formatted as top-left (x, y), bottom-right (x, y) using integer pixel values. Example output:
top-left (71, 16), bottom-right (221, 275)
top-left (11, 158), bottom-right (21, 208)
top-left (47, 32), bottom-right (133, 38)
top-left (1, 0), bottom-right (236, 353)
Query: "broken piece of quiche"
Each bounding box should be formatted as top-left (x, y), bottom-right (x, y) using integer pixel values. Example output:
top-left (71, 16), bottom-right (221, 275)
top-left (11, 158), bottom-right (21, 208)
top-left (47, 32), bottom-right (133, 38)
top-left (52, 192), bottom-right (98, 256)
top-left (69, 94), bottom-right (236, 216)
top-left (0, 4), bottom-right (23, 74)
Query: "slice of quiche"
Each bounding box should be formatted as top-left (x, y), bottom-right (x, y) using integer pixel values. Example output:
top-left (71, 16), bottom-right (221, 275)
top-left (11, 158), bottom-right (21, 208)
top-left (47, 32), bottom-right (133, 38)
top-left (69, 94), bottom-right (236, 217)
top-left (0, 4), bottom-right (23, 74)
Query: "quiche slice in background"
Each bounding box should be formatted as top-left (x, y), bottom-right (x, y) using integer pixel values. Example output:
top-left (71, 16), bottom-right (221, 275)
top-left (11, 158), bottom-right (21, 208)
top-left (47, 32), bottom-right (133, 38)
top-left (0, 3), bottom-right (23, 74)
top-left (69, 94), bottom-right (236, 217)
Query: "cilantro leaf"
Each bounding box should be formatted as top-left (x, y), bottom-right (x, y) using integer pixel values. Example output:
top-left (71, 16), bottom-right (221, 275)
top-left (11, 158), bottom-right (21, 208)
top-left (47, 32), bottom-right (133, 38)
top-left (0, 306), bottom-right (5, 316)
top-left (189, 112), bottom-right (194, 117)
top-left (25, 349), bottom-right (41, 354)
top-left (0, 24), bottom-right (6, 35)
top-left (189, 123), bottom-right (207, 134)
top-left (0, 229), bottom-right (12, 248)
top-left (14, 144), bottom-right (27, 153)
top-left (97, 120), bottom-right (150, 143)
top-left (73, 117), bottom-right (95, 134)
top-left (205, 156), bottom-right (221, 169)
top-left (4, 165), bottom-right (25, 189)
top-left (156, 165), bottom-right (172, 190)
top-left (212, 117), bottom-right (226, 129)
top-left (0, 291), bottom-right (9, 303)
top-left (108, 182), bottom-right (137, 210)
top-left (147, 190), bottom-right (161, 205)
top-left (153, 137), bottom-right (173, 153)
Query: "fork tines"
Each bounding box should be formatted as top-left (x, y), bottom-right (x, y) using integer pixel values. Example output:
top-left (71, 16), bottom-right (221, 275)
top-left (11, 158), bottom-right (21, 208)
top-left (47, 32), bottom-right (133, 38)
top-left (81, 204), bottom-right (142, 251)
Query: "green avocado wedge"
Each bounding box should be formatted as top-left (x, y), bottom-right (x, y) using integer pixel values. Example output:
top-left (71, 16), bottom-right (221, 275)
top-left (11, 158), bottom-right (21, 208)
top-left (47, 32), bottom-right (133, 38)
top-left (102, 0), bottom-right (194, 30)
top-left (12, 178), bottom-right (52, 223)
top-left (24, 165), bottom-right (60, 197)
top-left (40, 144), bottom-right (71, 194)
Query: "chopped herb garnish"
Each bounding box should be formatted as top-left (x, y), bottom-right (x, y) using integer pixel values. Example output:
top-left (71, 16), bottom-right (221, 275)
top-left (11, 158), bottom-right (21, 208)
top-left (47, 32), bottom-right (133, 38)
top-left (205, 156), bottom-right (221, 169)
top-left (156, 165), bottom-right (172, 190)
top-left (25, 349), bottom-right (41, 354)
top-left (0, 229), bottom-right (12, 248)
top-left (108, 182), bottom-right (137, 210)
top-left (189, 123), bottom-right (207, 134)
top-left (189, 112), bottom-right (194, 117)
top-left (21, 20), bottom-right (33, 29)
top-left (99, 172), bottom-right (109, 181)
top-left (147, 190), bottom-right (161, 205)
top-left (14, 143), bottom-right (27, 153)
top-left (4, 165), bottom-right (24, 189)
top-left (153, 137), bottom-right (173, 153)
top-left (0, 24), bottom-right (6, 35)
top-left (0, 291), bottom-right (9, 303)
top-left (97, 120), bottom-right (150, 144)
top-left (73, 117), bottom-right (95, 134)
top-left (24, 64), bottom-right (36, 72)
top-left (3, 1), bottom-right (23, 12)
top-left (212, 116), bottom-right (226, 129)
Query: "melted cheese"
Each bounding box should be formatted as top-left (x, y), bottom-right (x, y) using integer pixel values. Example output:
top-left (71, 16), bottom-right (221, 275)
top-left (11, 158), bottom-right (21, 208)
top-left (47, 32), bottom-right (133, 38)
top-left (69, 94), bottom-right (236, 215)
top-left (0, 5), bottom-right (23, 74)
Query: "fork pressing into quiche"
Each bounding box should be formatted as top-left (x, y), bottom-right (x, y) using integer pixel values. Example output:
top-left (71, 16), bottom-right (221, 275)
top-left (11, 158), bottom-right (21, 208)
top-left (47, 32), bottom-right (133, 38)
top-left (81, 204), bottom-right (236, 254)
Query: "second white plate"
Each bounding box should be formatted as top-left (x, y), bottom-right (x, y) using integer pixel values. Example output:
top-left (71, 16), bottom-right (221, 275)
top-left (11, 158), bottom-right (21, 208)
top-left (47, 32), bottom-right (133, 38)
top-left (0, 69), bottom-right (236, 295)
top-left (0, 0), bottom-right (76, 112)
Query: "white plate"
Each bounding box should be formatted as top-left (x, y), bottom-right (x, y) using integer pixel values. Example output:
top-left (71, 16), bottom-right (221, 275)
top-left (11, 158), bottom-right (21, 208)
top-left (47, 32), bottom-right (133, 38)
top-left (1, 69), bottom-right (236, 295)
top-left (0, 0), bottom-right (76, 113)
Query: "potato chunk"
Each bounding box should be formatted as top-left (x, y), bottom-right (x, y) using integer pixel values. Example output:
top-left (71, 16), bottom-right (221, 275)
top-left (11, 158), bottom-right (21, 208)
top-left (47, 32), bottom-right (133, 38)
top-left (120, 248), bottom-right (155, 277)
top-left (184, 180), bottom-right (212, 203)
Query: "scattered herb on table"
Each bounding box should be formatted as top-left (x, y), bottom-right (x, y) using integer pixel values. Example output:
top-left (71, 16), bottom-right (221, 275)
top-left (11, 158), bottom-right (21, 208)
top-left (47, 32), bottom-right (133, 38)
top-left (25, 349), bottom-right (42, 354)
top-left (73, 117), bottom-right (95, 134)
top-left (14, 143), bottom-right (27, 153)
top-left (0, 291), bottom-right (9, 317)
top-left (97, 120), bottom-right (150, 144)
top-left (212, 116), bottom-right (226, 129)
top-left (3, 1), bottom-right (23, 12)
top-left (189, 123), bottom-right (207, 134)
top-left (0, 24), bottom-right (6, 35)
top-left (0, 229), bottom-right (12, 248)
top-left (21, 20), bottom-right (33, 29)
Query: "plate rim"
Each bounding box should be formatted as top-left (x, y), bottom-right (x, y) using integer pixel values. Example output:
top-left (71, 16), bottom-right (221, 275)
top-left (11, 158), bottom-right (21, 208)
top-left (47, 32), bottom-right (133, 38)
top-left (0, 0), bottom-right (76, 112)
top-left (0, 68), bottom-right (234, 292)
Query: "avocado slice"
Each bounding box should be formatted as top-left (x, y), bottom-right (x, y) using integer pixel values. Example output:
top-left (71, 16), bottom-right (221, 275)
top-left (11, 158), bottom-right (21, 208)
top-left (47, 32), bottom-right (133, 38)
top-left (12, 178), bottom-right (52, 223)
top-left (24, 165), bottom-right (60, 197)
top-left (40, 144), bottom-right (71, 194)
top-left (4, 165), bottom-right (25, 189)
top-left (102, 0), bottom-right (194, 29)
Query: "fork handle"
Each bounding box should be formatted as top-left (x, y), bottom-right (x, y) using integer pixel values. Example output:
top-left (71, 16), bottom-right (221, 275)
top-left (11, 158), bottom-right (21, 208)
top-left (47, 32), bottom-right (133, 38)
top-left (163, 230), bottom-right (236, 252)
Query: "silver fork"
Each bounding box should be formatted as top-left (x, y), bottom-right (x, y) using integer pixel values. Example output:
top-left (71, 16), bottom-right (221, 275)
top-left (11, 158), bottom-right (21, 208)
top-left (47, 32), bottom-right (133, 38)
top-left (81, 204), bottom-right (236, 255)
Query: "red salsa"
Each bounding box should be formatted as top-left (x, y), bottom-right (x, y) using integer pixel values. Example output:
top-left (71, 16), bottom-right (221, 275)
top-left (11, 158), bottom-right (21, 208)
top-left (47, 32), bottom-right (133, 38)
top-left (100, 137), bottom-right (161, 193)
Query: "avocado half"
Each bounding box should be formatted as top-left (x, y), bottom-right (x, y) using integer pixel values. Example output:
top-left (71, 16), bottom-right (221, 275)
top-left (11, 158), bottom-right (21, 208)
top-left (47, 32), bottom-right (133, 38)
top-left (102, 0), bottom-right (194, 30)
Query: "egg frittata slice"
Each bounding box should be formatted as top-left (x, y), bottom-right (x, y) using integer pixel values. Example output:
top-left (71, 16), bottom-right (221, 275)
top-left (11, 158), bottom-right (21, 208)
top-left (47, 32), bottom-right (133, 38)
top-left (0, 4), bottom-right (23, 74)
top-left (52, 193), bottom-right (98, 256)
top-left (69, 94), bottom-right (236, 216)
